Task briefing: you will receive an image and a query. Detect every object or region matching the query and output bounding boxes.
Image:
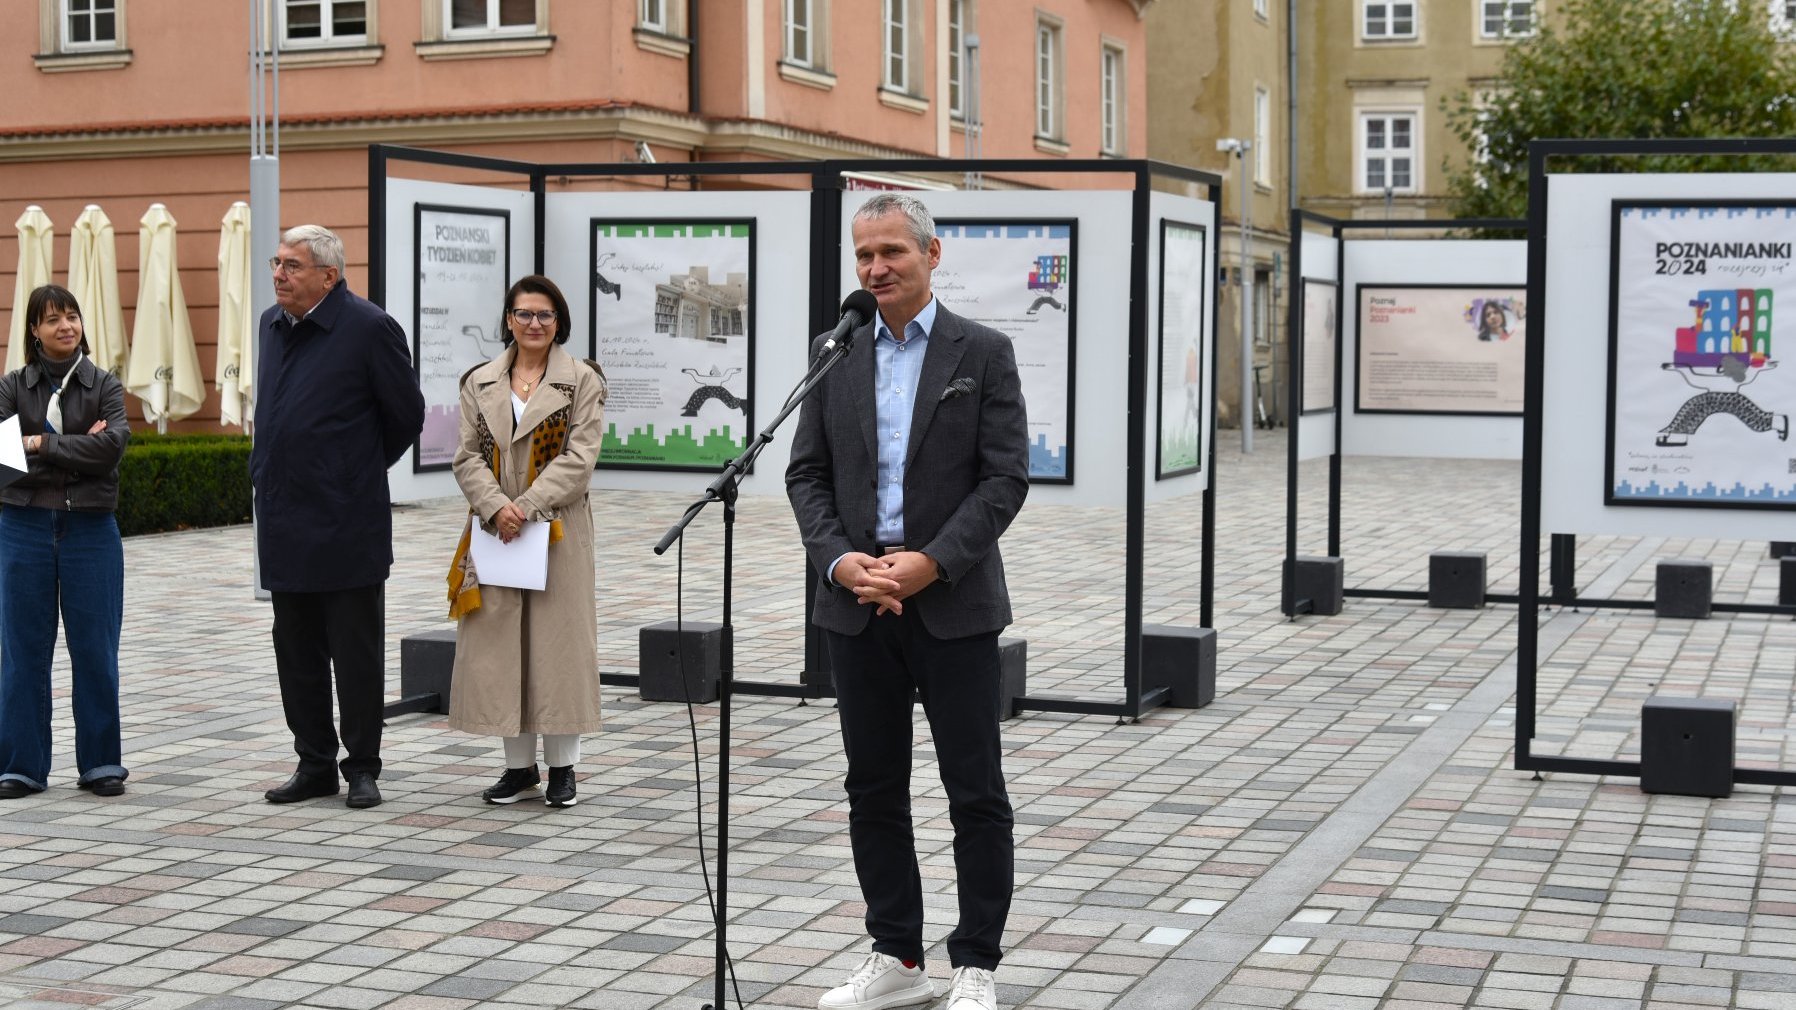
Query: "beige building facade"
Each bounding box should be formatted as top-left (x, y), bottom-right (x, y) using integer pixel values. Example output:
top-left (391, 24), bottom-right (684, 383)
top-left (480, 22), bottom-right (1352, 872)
top-left (1149, 0), bottom-right (1534, 426)
top-left (1, 0), bottom-right (1152, 428)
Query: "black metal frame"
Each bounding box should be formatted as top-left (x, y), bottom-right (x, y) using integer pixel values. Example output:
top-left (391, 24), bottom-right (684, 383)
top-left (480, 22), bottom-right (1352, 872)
top-left (586, 216), bottom-right (759, 475)
top-left (1519, 137), bottom-right (1796, 787)
top-left (931, 216), bottom-right (1080, 485)
top-left (410, 202), bottom-right (512, 474)
top-left (1281, 210), bottom-right (1530, 616)
top-left (369, 146), bottom-right (1223, 721)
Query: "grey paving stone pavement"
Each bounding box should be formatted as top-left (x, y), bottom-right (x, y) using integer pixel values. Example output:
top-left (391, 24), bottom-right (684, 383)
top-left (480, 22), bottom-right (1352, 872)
top-left (1, 430), bottom-right (1793, 1009)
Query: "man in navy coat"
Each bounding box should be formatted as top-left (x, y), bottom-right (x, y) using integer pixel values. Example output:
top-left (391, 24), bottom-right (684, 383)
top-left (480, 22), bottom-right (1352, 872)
top-left (787, 194), bottom-right (1029, 1010)
top-left (250, 225), bottom-right (424, 809)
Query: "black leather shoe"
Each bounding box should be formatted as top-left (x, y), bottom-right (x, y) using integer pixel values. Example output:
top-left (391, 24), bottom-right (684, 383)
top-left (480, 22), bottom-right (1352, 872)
top-left (264, 772), bottom-right (339, 804)
top-left (0, 779), bottom-right (34, 799)
top-left (545, 765), bottom-right (577, 808)
top-left (345, 772), bottom-right (382, 809)
top-left (482, 765), bottom-right (541, 804)
top-left (80, 776), bottom-right (126, 797)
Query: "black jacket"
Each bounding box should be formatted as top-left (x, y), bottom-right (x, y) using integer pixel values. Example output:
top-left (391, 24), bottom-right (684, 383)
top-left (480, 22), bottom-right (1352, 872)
top-left (0, 356), bottom-right (130, 512)
top-left (250, 281), bottom-right (425, 592)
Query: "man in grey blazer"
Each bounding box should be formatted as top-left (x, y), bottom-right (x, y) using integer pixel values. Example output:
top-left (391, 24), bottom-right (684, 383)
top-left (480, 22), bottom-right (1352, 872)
top-left (787, 193), bottom-right (1029, 1010)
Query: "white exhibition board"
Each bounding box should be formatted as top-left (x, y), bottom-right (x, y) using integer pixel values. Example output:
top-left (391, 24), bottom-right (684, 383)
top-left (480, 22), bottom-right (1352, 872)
top-left (542, 189), bottom-right (812, 497)
top-left (1541, 172), bottom-right (1796, 540)
top-left (1296, 229), bottom-right (1339, 462)
top-left (1339, 238), bottom-right (1527, 460)
top-left (382, 177), bottom-right (535, 504)
top-left (837, 189), bottom-right (1214, 508)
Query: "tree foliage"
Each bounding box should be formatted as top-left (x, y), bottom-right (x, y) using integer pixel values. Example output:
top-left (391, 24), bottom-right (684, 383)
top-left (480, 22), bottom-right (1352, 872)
top-left (1444, 0), bottom-right (1796, 219)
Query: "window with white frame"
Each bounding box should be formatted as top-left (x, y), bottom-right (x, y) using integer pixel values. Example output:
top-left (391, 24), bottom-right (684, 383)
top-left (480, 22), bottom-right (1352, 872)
top-left (447, 0), bottom-right (533, 34)
top-left (1036, 18), bottom-right (1063, 139)
top-left (949, 0), bottom-right (967, 116)
top-left (1100, 44), bottom-right (1124, 154)
top-left (883, 0), bottom-right (909, 91)
top-left (1479, 0), bottom-right (1534, 38)
top-left (284, 0), bottom-right (367, 45)
top-left (1775, 0), bottom-right (1796, 34)
top-left (1254, 86), bottom-right (1271, 184)
top-left (63, 0), bottom-right (119, 48)
top-left (1361, 113), bottom-right (1416, 192)
top-left (1362, 1), bottom-right (1416, 39)
top-left (1254, 0), bottom-right (1268, 18)
top-left (785, 0), bottom-right (812, 65)
top-left (639, 0), bottom-right (666, 32)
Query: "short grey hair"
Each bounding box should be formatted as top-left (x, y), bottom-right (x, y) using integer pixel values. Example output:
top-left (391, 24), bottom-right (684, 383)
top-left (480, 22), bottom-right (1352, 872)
top-left (852, 193), bottom-right (936, 252)
top-left (280, 224), bottom-right (346, 273)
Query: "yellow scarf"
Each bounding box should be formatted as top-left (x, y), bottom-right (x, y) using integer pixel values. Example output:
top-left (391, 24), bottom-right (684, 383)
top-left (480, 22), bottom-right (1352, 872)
top-left (445, 391), bottom-right (570, 619)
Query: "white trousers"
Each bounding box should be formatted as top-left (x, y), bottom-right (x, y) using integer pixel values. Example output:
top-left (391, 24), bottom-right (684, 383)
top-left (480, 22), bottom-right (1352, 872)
top-left (502, 733), bottom-right (581, 769)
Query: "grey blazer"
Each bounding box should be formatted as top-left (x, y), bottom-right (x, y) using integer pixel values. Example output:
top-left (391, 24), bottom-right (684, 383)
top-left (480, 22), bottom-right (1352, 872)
top-left (786, 303), bottom-right (1030, 640)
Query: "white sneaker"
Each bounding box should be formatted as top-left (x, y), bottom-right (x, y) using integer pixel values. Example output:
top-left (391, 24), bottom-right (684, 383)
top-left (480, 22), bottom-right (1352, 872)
top-left (943, 966), bottom-right (997, 1010)
top-left (817, 952), bottom-right (934, 1010)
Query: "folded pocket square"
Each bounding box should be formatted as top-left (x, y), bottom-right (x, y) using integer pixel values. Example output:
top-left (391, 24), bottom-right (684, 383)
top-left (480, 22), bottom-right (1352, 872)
top-left (940, 377), bottom-right (978, 402)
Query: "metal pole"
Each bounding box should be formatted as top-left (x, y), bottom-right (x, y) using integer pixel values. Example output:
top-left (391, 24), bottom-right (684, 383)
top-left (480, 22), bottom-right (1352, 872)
top-left (1239, 147), bottom-right (1254, 453)
top-left (964, 34), bottom-right (982, 190)
top-left (249, 0), bottom-right (280, 599)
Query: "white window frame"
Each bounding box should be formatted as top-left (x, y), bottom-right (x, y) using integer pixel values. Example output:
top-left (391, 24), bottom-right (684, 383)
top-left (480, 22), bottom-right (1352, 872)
top-left (785, 0), bottom-right (812, 66)
top-left (61, 0), bottom-right (120, 50)
top-left (444, 0), bottom-right (536, 37)
top-left (281, 0), bottom-right (370, 47)
top-left (1774, 0), bottom-right (1796, 36)
top-left (882, 0), bottom-right (910, 92)
top-left (1254, 85), bottom-right (1272, 185)
top-left (1362, 1), bottom-right (1417, 40)
top-left (1036, 16), bottom-right (1064, 141)
top-left (949, 0), bottom-right (967, 117)
top-left (1100, 43), bottom-right (1124, 155)
top-left (639, 0), bottom-right (666, 33)
top-left (1358, 111), bottom-right (1419, 195)
top-left (1254, 0), bottom-right (1269, 18)
top-left (1478, 0), bottom-right (1535, 39)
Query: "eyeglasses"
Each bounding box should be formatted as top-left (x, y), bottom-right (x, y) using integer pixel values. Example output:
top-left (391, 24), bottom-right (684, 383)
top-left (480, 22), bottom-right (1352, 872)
top-left (269, 257), bottom-right (314, 275)
top-left (509, 309), bottom-right (558, 326)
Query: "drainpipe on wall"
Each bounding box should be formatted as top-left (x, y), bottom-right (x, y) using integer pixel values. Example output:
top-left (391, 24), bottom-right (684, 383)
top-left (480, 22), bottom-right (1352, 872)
top-left (688, 0), bottom-right (700, 116)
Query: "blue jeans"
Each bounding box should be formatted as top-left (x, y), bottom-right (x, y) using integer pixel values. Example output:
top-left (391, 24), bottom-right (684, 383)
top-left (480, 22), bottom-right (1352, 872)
top-left (0, 507), bottom-right (126, 791)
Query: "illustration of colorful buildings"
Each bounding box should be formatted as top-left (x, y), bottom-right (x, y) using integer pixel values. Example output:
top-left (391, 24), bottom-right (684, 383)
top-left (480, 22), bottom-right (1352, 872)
top-left (653, 266), bottom-right (748, 344)
top-left (1674, 287), bottom-right (1773, 367)
top-left (1029, 255), bottom-right (1069, 294)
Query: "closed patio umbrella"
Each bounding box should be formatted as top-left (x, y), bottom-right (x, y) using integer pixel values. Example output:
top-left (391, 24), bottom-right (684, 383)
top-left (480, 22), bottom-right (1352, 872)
top-left (125, 203), bottom-right (205, 431)
top-left (6, 206), bottom-right (55, 372)
top-left (68, 205), bottom-right (127, 376)
top-left (216, 202), bottom-right (255, 428)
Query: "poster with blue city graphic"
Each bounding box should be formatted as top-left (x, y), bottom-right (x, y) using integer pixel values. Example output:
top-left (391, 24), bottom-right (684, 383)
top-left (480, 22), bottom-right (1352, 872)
top-left (1607, 202), bottom-right (1796, 509)
top-left (590, 220), bottom-right (754, 471)
top-left (931, 220), bottom-right (1075, 483)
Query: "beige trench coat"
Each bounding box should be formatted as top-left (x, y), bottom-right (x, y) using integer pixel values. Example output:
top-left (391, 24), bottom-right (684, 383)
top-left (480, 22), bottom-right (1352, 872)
top-left (449, 344), bottom-right (604, 737)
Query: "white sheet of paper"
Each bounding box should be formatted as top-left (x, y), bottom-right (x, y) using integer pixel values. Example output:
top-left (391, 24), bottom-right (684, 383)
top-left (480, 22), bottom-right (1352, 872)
top-left (467, 514), bottom-right (549, 591)
top-left (0, 415), bottom-right (26, 488)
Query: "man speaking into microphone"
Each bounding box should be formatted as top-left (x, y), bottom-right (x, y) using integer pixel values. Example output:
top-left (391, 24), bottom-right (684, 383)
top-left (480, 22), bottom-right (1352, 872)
top-left (787, 193), bottom-right (1029, 1010)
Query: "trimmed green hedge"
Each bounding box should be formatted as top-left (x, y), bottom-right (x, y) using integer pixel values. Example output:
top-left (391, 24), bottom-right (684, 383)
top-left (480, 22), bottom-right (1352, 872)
top-left (117, 433), bottom-right (253, 537)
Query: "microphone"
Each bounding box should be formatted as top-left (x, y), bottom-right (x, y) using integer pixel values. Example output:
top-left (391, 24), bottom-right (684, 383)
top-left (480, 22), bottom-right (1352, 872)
top-left (818, 290), bottom-right (879, 359)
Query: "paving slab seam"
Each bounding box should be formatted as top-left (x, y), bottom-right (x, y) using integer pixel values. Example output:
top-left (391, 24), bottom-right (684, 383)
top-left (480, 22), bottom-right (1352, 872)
top-left (1117, 609), bottom-right (1588, 1008)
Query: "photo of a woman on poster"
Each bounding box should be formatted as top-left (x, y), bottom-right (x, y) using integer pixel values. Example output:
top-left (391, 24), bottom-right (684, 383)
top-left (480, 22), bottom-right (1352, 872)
top-left (1476, 299), bottom-right (1512, 342)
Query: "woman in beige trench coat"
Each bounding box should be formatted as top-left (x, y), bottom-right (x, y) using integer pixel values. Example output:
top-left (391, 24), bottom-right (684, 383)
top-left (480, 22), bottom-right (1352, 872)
top-left (447, 274), bottom-right (604, 807)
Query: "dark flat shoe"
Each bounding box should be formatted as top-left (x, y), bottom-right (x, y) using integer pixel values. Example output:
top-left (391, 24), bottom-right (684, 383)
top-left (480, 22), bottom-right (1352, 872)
top-left (0, 780), bottom-right (34, 800)
top-left (345, 772), bottom-right (382, 809)
top-left (81, 776), bottom-right (126, 797)
top-left (265, 772), bottom-right (340, 804)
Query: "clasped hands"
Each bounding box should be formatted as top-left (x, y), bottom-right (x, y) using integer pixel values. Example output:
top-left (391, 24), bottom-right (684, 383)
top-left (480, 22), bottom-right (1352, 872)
top-left (493, 501), bottom-right (529, 543)
top-left (833, 550), bottom-right (939, 616)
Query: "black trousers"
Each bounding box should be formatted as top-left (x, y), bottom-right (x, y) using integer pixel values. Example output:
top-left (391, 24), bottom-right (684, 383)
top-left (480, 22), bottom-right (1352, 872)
top-left (270, 585), bottom-right (385, 779)
top-left (825, 612), bottom-right (1013, 972)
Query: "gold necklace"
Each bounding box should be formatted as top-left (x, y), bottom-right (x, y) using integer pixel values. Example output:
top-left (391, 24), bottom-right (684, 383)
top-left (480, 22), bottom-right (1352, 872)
top-left (513, 363), bottom-right (546, 393)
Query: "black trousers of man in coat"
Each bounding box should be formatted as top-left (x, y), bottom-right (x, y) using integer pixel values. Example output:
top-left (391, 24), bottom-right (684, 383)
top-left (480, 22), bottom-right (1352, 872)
top-left (271, 585), bottom-right (385, 779)
top-left (824, 609), bottom-right (1013, 972)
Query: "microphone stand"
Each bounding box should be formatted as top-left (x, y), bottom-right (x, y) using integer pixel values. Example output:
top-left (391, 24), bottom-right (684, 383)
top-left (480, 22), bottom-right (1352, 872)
top-left (654, 331), bottom-right (858, 1010)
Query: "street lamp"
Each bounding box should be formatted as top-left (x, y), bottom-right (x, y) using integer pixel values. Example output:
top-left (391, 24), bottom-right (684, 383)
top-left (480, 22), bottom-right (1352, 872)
top-left (1217, 137), bottom-right (1254, 453)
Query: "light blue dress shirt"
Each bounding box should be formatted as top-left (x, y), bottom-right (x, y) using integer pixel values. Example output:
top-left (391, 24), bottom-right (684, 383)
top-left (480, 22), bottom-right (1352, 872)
top-left (828, 297), bottom-right (937, 584)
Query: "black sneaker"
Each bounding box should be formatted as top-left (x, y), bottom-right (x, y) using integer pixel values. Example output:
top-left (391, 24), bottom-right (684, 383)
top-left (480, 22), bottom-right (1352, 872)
top-left (482, 765), bottom-right (541, 804)
top-left (545, 765), bottom-right (577, 808)
top-left (81, 776), bottom-right (125, 797)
